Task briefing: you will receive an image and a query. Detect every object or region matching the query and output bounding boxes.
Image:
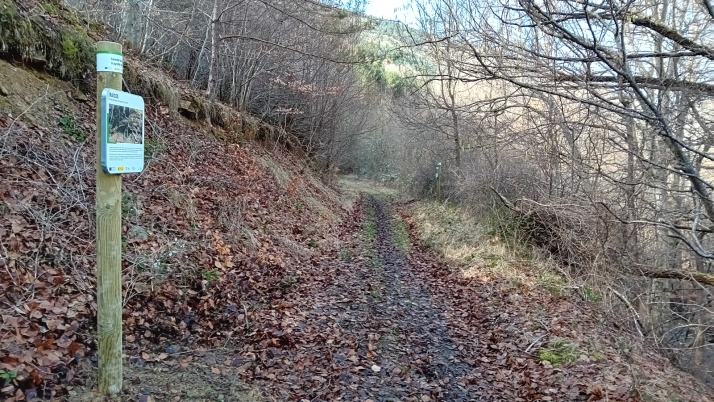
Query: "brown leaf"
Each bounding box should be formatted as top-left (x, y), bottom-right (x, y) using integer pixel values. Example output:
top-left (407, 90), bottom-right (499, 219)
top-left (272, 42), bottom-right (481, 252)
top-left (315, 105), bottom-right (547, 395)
top-left (68, 342), bottom-right (83, 354)
top-left (55, 335), bottom-right (72, 348)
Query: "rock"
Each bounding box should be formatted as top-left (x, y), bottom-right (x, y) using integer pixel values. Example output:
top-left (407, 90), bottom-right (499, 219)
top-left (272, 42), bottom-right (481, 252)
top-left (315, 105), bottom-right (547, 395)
top-left (128, 225), bottom-right (149, 241)
top-left (27, 51), bottom-right (47, 66)
top-left (129, 356), bottom-right (146, 368)
top-left (73, 91), bottom-right (88, 102)
top-left (165, 345), bottom-right (181, 354)
top-left (0, 85), bottom-right (9, 96)
top-left (179, 100), bottom-right (198, 120)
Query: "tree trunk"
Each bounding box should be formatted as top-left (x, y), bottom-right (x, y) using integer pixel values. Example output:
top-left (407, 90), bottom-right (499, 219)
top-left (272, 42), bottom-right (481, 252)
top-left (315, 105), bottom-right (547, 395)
top-left (638, 267), bottom-right (714, 287)
top-left (124, 0), bottom-right (143, 47)
top-left (206, 0), bottom-right (221, 100)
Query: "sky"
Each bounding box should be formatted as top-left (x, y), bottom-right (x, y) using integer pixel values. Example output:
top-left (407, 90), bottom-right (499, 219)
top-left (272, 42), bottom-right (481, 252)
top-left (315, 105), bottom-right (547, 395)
top-left (364, 0), bottom-right (414, 22)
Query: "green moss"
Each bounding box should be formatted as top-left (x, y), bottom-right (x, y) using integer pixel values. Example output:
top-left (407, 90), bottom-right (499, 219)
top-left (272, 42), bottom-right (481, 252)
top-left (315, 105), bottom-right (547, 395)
top-left (393, 217), bottom-right (411, 256)
top-left (281, 275), bottom-right (297, 288)
top-left (191, 96), bottom-right (204, 110)
top-left (363, 221), bottom-right (376, 241)
top-left (145, 138), bottom-right (167, 160)
top-left (61, 37), bottom-right (79, 60)
top-left (539, 338), bottom-right (578, 365)
top-left (0, 1), bottom-right (19, 25)
top-left (123, 64), bottom-right (181, 113)
top-left (156, 82), bottom-right (179, 111)
top-left (201, 268), bottom-right (219, 283)
top-left (41, 1), bottom-right (59, 15)
top-left (580, 285), bottom-right (601, 303)
top-left (0, 0), bottom-right (94, 81)
top-left (538, 270), bottom-right (566, 297)
top-left (122, 193), bottom-right (139, 219)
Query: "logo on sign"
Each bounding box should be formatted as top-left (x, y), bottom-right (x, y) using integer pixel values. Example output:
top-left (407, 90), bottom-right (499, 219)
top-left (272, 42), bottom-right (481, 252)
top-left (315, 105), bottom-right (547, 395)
top-left (109, 92), bottom-right (119, 99)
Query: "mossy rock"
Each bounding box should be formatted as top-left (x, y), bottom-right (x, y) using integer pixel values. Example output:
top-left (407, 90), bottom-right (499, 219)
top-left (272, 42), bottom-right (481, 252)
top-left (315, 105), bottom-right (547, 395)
top-left (179, 100), bottom-right (198, 119)
top-left (242, 115), bottom-right (260, 137)
top-left (123, 62), bottom-right (180, 113)
top-left (188, 98), bottom-right (244, 142)
top-left (212, 102), bottom-right (242, 133)
top-left (0, 0), bottom-right (93, 82)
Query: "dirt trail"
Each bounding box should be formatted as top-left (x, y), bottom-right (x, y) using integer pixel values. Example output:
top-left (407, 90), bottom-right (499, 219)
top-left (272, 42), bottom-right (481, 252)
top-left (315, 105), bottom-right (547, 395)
top-left (365, 195), bottom-right (474, 401)
top-left (237, 194), bottom-right (481, 401)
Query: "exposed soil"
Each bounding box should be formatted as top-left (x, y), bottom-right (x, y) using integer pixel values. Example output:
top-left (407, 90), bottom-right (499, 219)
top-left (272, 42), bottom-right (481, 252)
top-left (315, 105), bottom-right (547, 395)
top-left (252, 194), bottom-right (478, 401)
top-left (364, 195), bottom-right (473, 400)
top-left (223, 193), bottom-right (474, 401)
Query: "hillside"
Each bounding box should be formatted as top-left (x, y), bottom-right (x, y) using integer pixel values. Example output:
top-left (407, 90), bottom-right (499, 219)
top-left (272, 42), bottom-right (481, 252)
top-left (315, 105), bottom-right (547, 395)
top-left (0, 55), bottom-right (712, 400)
top-left (0, 49), bottom-right (346, 399)
top-left (2, 1), bottom-right (714, 401)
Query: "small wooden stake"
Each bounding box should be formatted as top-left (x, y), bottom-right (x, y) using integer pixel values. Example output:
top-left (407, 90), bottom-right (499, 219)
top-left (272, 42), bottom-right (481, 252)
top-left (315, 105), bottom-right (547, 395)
top-left (95, 41), bottom-right (123, 395)
top-left (436, 163), bottom-right (442, 203)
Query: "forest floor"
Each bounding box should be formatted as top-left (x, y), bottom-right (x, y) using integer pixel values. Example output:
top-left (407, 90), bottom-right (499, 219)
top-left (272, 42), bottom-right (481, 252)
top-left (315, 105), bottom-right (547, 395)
top-left (1, 54), bottom-right (713, 401)
top-left (97, 181), bottom-right (714, 402)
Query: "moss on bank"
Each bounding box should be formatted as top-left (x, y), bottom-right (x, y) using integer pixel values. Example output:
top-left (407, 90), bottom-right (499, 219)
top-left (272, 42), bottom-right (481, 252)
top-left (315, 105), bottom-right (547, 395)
top-left (0, 0), bottom-right (94, 83)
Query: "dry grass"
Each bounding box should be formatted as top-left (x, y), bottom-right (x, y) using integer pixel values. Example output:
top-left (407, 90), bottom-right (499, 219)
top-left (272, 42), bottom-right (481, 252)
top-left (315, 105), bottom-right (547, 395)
top-left (409, 201), bottom-right (563, 290)
top-left (338, 175), bottom-right (399, 210)
top-left (407, 201), bottom-right (714, 402)
top-left (304, 194), bottom-right (336, 223)
top-left (259, 155), bottom-right (291, 189)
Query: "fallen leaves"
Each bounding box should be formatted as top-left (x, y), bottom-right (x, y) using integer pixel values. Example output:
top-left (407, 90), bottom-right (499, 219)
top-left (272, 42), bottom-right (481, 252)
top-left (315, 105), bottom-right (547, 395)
top-left (1, 68), bottom-right (713, 401)
top-left (0, 88), bottom-right (343, 399)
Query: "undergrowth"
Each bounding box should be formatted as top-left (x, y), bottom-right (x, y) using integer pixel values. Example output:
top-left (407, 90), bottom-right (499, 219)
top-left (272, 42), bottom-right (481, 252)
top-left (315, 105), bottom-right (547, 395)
top-left (409, 201), bottom-right (605, 301)
top-left (410, 201), bottom-right (554, 284)
top-left (538, 338), bottom-right (578, 365)
top-left (363, 202), bottom-right (376, 241)
top-left (59, 115), bottom-right (84, 141)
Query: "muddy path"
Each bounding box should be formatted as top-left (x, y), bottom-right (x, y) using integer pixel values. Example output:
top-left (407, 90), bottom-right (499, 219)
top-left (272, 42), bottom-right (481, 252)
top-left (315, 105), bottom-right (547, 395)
top-left (225, 194), bottom-right (483, 401)
top-left (362, 195), bottom-right (474, 401)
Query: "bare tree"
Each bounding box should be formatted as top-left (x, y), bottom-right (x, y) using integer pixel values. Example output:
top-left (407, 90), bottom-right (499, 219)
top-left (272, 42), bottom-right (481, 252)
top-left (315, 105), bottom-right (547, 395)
top-left (395, 0), bottom-right (714, 378)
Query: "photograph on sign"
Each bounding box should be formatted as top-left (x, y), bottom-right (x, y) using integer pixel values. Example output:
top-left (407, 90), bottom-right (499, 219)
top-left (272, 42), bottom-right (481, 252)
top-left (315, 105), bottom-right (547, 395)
top-left (101, 89), bottom-right (145, 174)
top-left (108, 104), bottom-right (142, 144)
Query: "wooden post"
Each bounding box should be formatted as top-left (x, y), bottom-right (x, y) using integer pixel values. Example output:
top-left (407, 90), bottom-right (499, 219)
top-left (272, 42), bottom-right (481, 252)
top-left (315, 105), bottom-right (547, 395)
top-left (436, 162), bottom-right (442, 203)
top-left (95, 41), bottom-right (123, 395)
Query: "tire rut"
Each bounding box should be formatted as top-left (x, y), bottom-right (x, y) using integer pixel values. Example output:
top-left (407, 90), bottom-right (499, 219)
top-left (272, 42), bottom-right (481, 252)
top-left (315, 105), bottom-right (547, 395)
top-left (364, 195), bottom-right (474, 401)
top-left (264, 194), bottom-right (480, 401)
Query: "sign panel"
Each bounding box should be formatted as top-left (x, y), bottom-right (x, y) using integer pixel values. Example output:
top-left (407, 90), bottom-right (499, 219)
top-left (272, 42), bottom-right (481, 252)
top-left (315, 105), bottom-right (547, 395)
top-left (101, 89), bottom-right (145, 174)
top-left (97, 51), bottom-right (123, 73)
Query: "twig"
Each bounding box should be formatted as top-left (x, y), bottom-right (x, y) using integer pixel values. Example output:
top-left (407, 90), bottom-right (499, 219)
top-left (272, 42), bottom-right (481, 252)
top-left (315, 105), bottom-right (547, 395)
top-left (489, 186), bottom-right (520, 212)
top-left (609, 287), bottom-right (645, 339)
top-left (2, 85), bottom-right (51, 145)
top-left (525, 335), bottom-right (546, 353)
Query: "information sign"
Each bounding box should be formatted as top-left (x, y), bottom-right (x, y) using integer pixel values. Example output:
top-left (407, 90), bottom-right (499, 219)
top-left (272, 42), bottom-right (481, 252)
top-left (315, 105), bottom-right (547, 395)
top-left (96, 51), bottom-right (123, 73)
top-left (101, 89), bottom-right (145, 174)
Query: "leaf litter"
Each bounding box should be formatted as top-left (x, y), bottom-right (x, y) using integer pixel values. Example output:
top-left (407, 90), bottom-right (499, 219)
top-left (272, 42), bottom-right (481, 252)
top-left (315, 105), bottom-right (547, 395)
top-left (1, 57), bottom-right (713, 401)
